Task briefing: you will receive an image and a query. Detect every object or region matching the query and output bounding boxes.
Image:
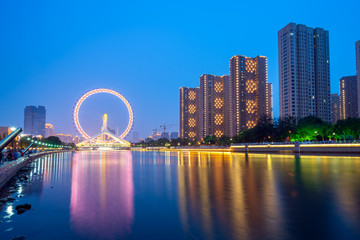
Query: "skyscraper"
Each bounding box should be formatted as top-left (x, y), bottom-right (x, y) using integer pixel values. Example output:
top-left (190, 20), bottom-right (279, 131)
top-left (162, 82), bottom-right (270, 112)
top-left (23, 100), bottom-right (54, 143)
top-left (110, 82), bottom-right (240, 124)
top-left (278, 23), bottom-right (330, 122)
top-left (229, 55), bottom-right (272, 135)
top-left (179, 87), bottom-right (200, 140)
top-left (330, 93), bottom-right (340, 123)
top-left (200, 74), bottom-right (229, 138)
top-left (340, 76), bottom-right (358, 119)
top-left (45, 123), bottom-right (55, 138)
top-left (356, 40), bottom-right (360, 117)
top-left (24, 106), bottom-right (46, 137)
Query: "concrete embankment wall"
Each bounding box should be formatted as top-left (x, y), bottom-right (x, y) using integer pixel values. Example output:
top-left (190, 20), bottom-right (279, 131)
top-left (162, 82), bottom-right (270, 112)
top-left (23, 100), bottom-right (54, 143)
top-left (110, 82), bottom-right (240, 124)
top-left (0, 151), bottom-right (68, 190)
top-left (231, 144), bottom-right (360, 154)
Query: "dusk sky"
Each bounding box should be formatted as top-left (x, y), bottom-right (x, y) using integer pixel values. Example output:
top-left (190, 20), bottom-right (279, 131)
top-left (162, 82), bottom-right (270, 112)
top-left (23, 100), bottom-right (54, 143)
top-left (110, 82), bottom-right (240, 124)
top-left (1, 0), bottom-right (359, 139)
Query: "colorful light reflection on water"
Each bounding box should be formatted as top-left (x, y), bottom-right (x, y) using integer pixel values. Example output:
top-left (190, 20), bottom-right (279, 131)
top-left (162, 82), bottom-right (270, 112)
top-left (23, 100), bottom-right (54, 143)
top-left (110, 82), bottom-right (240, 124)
top-left (0, 151), bottom-right (360, 239)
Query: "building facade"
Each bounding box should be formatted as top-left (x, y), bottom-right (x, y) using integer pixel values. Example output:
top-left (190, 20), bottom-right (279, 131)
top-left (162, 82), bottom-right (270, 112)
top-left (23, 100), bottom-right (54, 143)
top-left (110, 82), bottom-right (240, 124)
top-left (45, 123), bottom-right (55, 138)
top-left (278, 23), bottom-right (331, 122)
top-left (170, 132), bottom-right (178, 139)
top-left (179, 87), bottom-right (201, 140)
top-left (330, 94), bottom-right (340, 123)
top-left (356, 40), bottom-right (360, 117)
top-left (200, 74), bottom-right (229, 138)
top-left (24, 106), bottom-right (46, 137)
top-left (0, 127), bottom-right (11, 140)
top-left (229, 55), bottom-right (272, 135)
top-left (340, 76), bottom-right (358, 119)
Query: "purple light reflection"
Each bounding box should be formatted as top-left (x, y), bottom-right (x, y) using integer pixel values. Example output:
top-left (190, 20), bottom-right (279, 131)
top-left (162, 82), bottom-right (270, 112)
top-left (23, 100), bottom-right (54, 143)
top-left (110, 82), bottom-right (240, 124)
top-left (70, 151), bottom-right (134, 239)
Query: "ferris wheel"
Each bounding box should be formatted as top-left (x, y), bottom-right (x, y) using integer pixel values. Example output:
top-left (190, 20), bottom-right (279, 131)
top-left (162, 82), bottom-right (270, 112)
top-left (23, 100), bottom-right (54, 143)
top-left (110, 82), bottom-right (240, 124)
top-left (73, 88), bottom-right (134, 141)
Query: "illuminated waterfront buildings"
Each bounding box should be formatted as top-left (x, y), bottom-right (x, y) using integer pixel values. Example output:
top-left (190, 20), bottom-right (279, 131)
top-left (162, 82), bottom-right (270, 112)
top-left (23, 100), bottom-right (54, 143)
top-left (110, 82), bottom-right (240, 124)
top-left (179, 55), bottom-right (272, 139)
top-left (179, 87), bottom-right (201, 140)
top-left (200, 74), bottom-right (229, 138)
top-left (229, 55), bottom-right (272, 134)
top-left (340, 76), bottom-right (358, 119)
top-left (356, 40), bottom-right (360, 117)
top-left (45, 123), bottom-right (55, 138)
top-left (330, 94), bottom-right (340, 123)
top-left (24, 105), bottom-right (46, 137)
top-left (278, 23), bottom-right (331, 122)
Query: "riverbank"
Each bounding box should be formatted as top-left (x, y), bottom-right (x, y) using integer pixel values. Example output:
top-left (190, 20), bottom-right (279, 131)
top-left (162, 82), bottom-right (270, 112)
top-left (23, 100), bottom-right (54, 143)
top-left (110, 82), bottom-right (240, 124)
top-left (0, 150), bottom-right (71, 190)
top-left (131, 142), bottom-right (360, 154)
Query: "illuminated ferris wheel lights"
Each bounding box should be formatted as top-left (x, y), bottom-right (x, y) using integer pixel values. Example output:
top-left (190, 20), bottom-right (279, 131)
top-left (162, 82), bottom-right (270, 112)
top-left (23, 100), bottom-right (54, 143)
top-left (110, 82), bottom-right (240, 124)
top-left (73, 88), bottom-right (134, 140)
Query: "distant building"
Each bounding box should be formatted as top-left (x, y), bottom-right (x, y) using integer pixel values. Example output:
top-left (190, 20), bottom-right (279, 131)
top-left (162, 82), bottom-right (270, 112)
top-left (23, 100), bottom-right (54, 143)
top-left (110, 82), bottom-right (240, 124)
top-left (161, 132), bottom-right (170, 139)
top-left (330, 94), bottom-right (340, 123)
top-left (132, 131), bottom-right (139, 143)
top-left (340, 76), bottom-right (358, 119)
top-left (229, 55), bottom-right (272, 135)
top-left (170, 132), bottom-right (178, 139)
top-left (278, 23), bottom-right (330, 122)
top-left (151, 129), bottom-right (161, 141)
top-left (179, 87), bottom-right (201, 140)
top-left (200, 74), bottom-right (229, 138)
top-left (56, 133), bottom-right (73, 144)
top-left (0, 127), bottom-right (11, 140)
top-left (356, 40), bottom-right (360, 117)
top-left (24, 106), bottom-right (46, 137)
top-left (45, 123), bottom-right (55, 138)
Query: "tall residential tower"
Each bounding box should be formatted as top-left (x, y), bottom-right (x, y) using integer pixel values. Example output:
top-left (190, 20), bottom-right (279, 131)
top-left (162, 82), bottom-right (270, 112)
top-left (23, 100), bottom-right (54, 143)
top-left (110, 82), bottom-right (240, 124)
top-left (330, 94), bottom-right (340, 124)
top-left (356, 40), bottom-right (360, 117)
top-left (200, 74), bottom-right (229, 138)
top-left (179, 87), bottom-right (201, 140)
top-left (229, 55), bottom-right (272, 135)
top-left (340, 76), bottom-right (358, 119)
top-left (278, 23), bottom-right (331, 122)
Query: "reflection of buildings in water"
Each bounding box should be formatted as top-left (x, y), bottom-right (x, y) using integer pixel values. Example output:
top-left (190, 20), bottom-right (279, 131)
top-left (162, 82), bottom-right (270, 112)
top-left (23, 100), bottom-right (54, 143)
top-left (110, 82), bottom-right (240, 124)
top-left (333, 156), bottom-right (360, 232)
top-left (22, 152), bottom-right (73, 196)
top-left (70, 151), bottom-right (134, 239)
top-left (177, 152), bottom-right (285, 239)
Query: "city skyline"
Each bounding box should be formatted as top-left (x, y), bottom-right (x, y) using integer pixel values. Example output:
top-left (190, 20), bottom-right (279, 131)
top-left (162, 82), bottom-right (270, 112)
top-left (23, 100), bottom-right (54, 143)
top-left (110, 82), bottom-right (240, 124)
top-left (1, 0), bottom-right (359, 139)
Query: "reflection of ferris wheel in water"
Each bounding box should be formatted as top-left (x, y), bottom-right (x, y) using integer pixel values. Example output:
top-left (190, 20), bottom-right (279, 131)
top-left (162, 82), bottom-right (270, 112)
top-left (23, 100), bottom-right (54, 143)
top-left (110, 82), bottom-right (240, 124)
top-left (73, 88), bottom-right (134, 141)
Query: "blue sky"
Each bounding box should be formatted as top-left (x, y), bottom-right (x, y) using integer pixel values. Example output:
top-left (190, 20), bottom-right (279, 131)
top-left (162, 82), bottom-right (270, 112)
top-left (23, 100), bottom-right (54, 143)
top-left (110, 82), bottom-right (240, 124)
top-left (1, 0), bottom-right (359, 139)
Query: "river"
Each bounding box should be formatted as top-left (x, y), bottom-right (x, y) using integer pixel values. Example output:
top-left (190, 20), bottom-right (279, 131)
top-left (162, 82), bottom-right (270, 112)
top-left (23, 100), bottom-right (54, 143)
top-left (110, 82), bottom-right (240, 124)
top-left (1, 151), bottom-right (360, 239)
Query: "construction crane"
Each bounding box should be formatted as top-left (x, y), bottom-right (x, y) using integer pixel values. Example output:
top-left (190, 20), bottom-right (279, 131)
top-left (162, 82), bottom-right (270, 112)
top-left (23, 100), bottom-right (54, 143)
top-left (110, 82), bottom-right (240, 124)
top-left (159, 123), bottom-right (178, 137)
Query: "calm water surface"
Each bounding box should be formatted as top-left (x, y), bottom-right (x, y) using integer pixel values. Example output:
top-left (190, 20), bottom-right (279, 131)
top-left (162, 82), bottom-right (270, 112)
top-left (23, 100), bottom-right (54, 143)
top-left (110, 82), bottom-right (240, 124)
top-left (1, 151), bottom-right (360, 239)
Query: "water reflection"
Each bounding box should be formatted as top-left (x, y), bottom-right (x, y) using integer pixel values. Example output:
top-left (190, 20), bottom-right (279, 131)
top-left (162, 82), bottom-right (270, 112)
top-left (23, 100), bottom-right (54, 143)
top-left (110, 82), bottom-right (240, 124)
top-left (176, 152), bottom-right (360, 239)
top-left (1, 151), bottom-right (360, 239)
top-left (70, 151), bottom-right (134, 239)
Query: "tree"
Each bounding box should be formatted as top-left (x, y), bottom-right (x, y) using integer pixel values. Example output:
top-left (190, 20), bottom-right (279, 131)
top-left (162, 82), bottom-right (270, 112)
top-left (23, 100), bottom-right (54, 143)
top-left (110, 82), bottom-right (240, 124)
top-left (204, 135), bottom-right (216, 145)
top-left (45, 136), bottom-right (63, 145)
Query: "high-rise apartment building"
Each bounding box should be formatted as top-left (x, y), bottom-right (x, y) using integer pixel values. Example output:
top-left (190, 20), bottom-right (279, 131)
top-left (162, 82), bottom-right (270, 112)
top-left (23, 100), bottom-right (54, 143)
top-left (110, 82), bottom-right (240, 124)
top-left (200, 74), bottom-right (229, 138)
top-left (45, 123), bottom-right (55, 138)
top-left (356, 40), bottom-right (360, 117)
top-left (340, 76), bottom-right (358, 119)
top-left (179, 87), bottom-right (201, 140)
top-left (330, 94), bottom-right (340, 123)
top-left (278, 23), bottom-right (330, 122)
top-left (24, 106), bottom-right (46, 137)
top-left (266, 83), bottom-right (273, 119)
top-left (229, 55), bottom-right (272, 135)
